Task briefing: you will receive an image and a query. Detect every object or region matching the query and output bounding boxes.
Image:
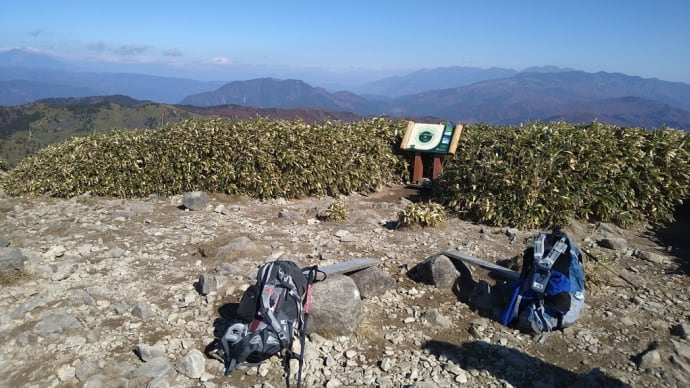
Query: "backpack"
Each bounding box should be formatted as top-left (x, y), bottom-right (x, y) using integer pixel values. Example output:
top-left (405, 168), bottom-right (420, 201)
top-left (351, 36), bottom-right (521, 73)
top-left (220, 260), bottom-right (308, 375)
top-left (499, 230), bottom-right (585, 342)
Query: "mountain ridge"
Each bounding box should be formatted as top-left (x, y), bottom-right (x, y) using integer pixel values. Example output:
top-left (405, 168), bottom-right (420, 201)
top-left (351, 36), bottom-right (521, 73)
top-left (181, 72), bottom-right (690, 130)
top-left (2, 49), bottom-right (690, 130)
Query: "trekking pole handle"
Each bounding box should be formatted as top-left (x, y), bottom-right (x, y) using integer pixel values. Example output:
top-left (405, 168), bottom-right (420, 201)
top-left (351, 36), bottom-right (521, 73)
top-left (304, 283), bottom-right (313, 314)
top-left (303, 266), bottom-right (318, 313)
top-left (296, 266), bottom-right (318, 388)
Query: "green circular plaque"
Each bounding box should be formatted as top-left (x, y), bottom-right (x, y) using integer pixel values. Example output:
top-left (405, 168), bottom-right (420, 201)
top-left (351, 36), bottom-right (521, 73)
top-left (418, 131), bottom-right (434, 143)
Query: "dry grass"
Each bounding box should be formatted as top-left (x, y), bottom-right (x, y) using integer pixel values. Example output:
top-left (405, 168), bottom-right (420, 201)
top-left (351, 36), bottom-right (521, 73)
top-left (0, 270), bottom-right (32, 287)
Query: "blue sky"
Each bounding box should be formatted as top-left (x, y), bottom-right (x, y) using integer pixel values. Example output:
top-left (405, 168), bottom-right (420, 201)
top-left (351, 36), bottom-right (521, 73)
top-left (1, 1), bottom-right (689, 85)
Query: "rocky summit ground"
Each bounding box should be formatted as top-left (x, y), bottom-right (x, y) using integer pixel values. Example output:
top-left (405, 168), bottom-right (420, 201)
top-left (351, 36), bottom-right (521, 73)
top-left (1, 184), bottom-right (689, 388)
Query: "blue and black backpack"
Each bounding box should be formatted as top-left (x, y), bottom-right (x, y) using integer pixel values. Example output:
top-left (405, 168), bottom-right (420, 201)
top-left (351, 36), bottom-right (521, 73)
top-left (499, 230), bottom-right (585, 342)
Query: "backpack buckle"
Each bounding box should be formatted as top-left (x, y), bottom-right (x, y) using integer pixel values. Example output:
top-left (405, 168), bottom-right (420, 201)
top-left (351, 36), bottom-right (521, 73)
top-left (530, 265), bottom-right (551, 293)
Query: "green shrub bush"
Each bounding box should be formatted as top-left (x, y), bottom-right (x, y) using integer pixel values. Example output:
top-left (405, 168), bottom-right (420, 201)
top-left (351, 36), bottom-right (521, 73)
top-left (4, 117), bottom-right (689, 230)
top-left (2, 117), bottom-right (408, 199)
top-left (397, 201), bottom-right (446, 227)
top-left (432, 122), bottom-right (690, 228)
top-left (318, 202), bottom-right (349, 221)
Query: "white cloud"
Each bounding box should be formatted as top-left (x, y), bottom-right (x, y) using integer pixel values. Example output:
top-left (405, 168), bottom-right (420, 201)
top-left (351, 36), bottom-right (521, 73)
top-left (163, 48), bottom-right (183, 57)
top-left (112, 45), bottom-right (151, 56)
top-left (86, 41), bottom-right (105, 52)
top-left (30, 29), bottom-right (44, 38)
top-left (209, 56), bottom-right (234, 65)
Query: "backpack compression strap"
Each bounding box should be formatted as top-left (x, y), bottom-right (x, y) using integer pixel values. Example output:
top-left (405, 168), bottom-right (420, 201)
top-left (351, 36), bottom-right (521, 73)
top-left (224, 327), bottom-right (280, 375)
top-left (533, 234), bottom-right (568, 269)
top-left (530, 234), bottom-right (568, 293)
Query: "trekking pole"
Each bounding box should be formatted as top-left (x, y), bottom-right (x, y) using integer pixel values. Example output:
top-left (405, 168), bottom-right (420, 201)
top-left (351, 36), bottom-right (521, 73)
top-left (296, 266), bottom-right (318, 388)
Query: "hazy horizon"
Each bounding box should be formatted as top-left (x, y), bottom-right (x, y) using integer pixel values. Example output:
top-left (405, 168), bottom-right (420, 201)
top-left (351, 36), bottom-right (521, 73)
top-left (2, 1), bottom-right (689, 87)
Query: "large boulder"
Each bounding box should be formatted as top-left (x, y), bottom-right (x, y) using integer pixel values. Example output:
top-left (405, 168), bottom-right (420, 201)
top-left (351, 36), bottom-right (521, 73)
top-left (174, 349), bottom-right (205, 379)
top-left (0, 247), bottom-right (26, 274)
top-left (309, 275), bottom-right (364, 336)
top-left (348, 266), bottom-right (396, 299)
top-left (413, 254), bottom-right (461, 288)
top-left (182, 191), bottom-right (210, 211)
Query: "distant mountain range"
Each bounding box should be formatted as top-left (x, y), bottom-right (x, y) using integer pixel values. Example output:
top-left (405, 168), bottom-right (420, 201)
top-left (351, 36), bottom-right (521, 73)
top-left (2, 48), bottom-right (690, 130)
top-left (0, 49), bottom-right (223, 104)
top-left (182, 73), bottom-right (690, 130)
top-left (180, 78), bottom-right (386, 115)
top-left (354, 66), bottom-right (519, 97)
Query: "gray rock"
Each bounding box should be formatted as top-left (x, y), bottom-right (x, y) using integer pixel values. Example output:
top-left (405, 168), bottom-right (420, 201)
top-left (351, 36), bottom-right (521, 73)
top-left (310, 275), bottom-right (364, 336)
top-left (75, 361), bottom-right (99, 382)
top-left (637, 348), bottom-right (661, 369)
top-left (409, 381), bottom-right (441, 388)
top-left (422, 309), bottom-right (452, 328)
top-left (216, 236), bottom-right (257, 257)
top-left (136, 342), bottom-right (166, 362)
top-left (596, 222), bottom-right (624, 235)
top-left (197, 273), bottom-right (223, 295)
top-left (34, 311), bottom-right (82, 336)
top-left (671, 339), bottom-right (690, 384)
top-left (334, 230), bottom-right (350, 238)
top-left (598, 237), bottom-right (627, 251)
top-left (130, 356), bottom-right (174, 384)
top-left (146, 374), bottom-right (174, 388)
top-left (504, 227), bottom-right (519, 239)
top-left (348, 267), bottom-right (395, 299)
top-left (174, 349), bottom-right (205, 379)
top-left (132, 301), bottom-right (154, 319)
top-left (417, 254), bottom-right (460, 288)
top-left (110, 210), bottom-right (132, 221)
top-left (114, 302), bottom-right (129, 314)
top-left (82, 374), bottom-right (129, 388)
top-left (56, 363), bottom-right (76, 382)
top-left (217, 262), bottom-right (243, 275)
top-left (279, 209), bottom-right (302, 219)
top-left (50, 259), bottom-right (79, 281)
top-left (672, 338), bottom-right (690, 360)
top-left (106, 247), bottom-right (126, 259)
top-left (379, 357), bottom-right (393, 372)
top-left (633, 250), bottom-right (668, 264)
top-left (0, 236), bottom-right (9, 247)
top-left (128, 201), bottom-right (154, 214)
top-left (69, 289), bottom-right (96, 306)
top-left (0, 247), bottom-right (26, 273)
top-left (43, 245), bottom-right (66, 259)
top-left (10, 295), bottom-right (47, 319)
top-left (182, 191), bottom-right (210, 211)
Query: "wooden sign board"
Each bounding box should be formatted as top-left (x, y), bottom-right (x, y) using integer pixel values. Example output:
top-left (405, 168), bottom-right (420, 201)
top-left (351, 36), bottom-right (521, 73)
top-left (400, 121), bottom-right (463, 155)
top-left (317, 258), bottom-right (378, 278)
top-left (442, 250), bottom-right (521, 281)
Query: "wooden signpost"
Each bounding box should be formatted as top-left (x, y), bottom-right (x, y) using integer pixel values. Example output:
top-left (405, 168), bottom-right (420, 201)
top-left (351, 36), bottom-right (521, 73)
top-left (317, 258), bottom-right (378, 278)
top-left (400, 121), bottom-right (463, 185)
top-left (442, 250), bottom-right (521, 281)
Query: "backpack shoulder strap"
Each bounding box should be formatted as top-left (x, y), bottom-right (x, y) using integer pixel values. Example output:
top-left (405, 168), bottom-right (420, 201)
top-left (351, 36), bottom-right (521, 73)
top-left (534, 233), bottom-right (568, 270)
top-left (529, 234), bottom-right (568, 293)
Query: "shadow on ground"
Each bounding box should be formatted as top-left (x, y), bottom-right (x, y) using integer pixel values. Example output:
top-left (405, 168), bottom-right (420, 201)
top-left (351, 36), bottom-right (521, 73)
top-left (203, 302), bottom-right (239, 364)
top-left (650, 201), bottom-right (690, 276)
top-left (423, 339), bottom-right (630, 388)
